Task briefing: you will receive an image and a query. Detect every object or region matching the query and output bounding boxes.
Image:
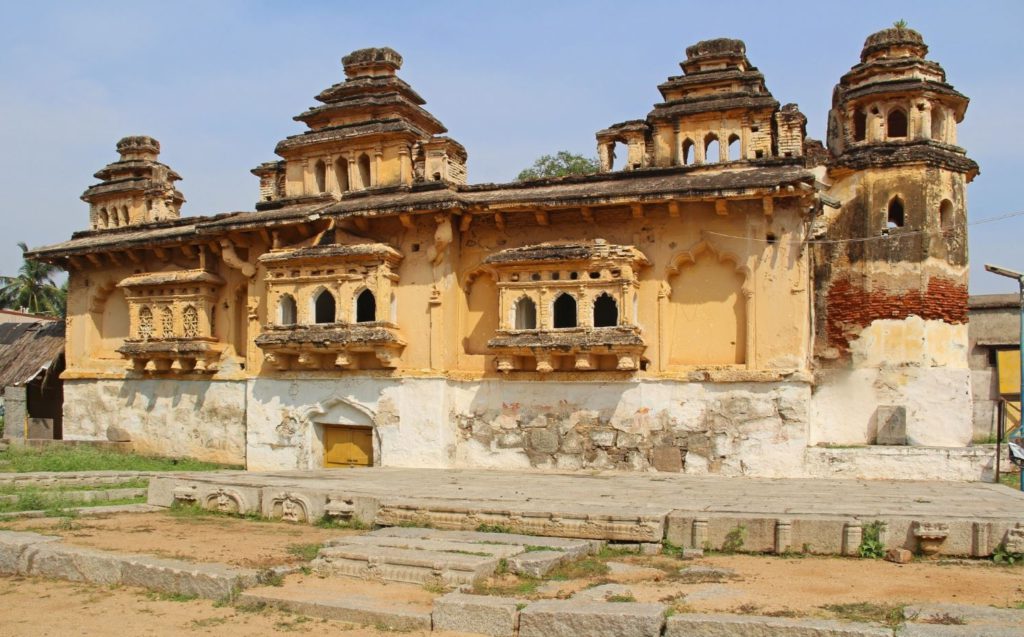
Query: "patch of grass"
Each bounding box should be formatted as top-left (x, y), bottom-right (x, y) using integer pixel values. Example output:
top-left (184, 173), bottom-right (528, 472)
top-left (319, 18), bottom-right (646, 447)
top-left (998, 471), bottom-right (1022, 490)
top-left (0, 478), bottom-right (148, 496)
top-left (599, 545), bottom-right (641, 558)
top-left (547, 556), bottom-right (610, 581)
top-left (476, 523), bottom-right (516, 534)
top-left (167, 500), bottom-right (276, 524)
top-left (607, 593), bottom-right (636, 603)
top-left (145, 590), bottom-right (199, 603)
top-left (524, 545), bottom-right (551, 553)
top-left (274, 615), bottom-right (312, 631)
top-left (190, 616), bottom-right (228, 628)
top-left (495, 558), bottom-right (509, 575)
top-left (422, 580), bottom-right (447, 594)
top-left (314, 515), bottom-right (368, 530)
top-left (858, 520), bottom-right (887, 559)
top-left (722, 525), bottom-right (747, 554)
top-left (0, 445), bottom-right (238, 473)
top-left (396, 518), bottom-right (434, 529)
top-left (0, 486), bottom-right (145, 515)
top-left (259, 569), bottom-right (285, 587)
top-left (285, 543), bottom-right (323, 562)
top-left (993, 543), bottom-right (1024, 565)
top-left (822, 602), bottom-right (905, 628)
top-left (444, 549), bottom-right (491, 557)
top-left (472, 576), bottom-right (540, 597)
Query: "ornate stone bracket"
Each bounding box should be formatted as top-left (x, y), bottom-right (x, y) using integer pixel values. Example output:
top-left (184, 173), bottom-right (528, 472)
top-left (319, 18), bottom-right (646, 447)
top-left (914, 521), bottom-right (950, 556)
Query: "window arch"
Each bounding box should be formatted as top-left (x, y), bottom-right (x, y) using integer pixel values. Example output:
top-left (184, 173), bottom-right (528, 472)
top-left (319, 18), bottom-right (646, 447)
top-left (682, 139), bottom-right (695, 165)
top-left (552, 293), bottom-right (577, 328)
top-left (887, 196), bottom-right (905, 229)
top-left (355, 289), bottom-right (376, 323)
top-left (514, 296), bottom-right (537, 330)
top-left (704, 133), bottom-right (720, 163)
top-left (98, 208), bottom-right (109, 228)
top-left (727, 134), bottom-right (741, 161)
top-left (279, 294), bottom-right (297, 325)
top-left (314, 160), bottom-right (327, 193)
top-left (593, 293), bottom-right (618, 327)
top-left (182, 305), bottom-right (199, 338)
top-left (853, 109), bottom-right (867, 142)
top-left (160, 306), bottom-right (173, 337)
top-left (314, 289), bottom-right (336, 324)
top-left (121, 206), bottom-right (130, 226)
top-left (138, 306), bottom-right (153, 340)
top-left (334, 157), bottom-right (350, 192)
top-left (887, 108), bottom-right (907, 138)
top-left (358, 153), bottom-right (372, 189)
top-left (939, 199), bottom-right (954, 230)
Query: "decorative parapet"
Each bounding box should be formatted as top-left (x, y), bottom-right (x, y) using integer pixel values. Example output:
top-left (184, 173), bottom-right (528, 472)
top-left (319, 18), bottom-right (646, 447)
top-left (117, 338), bottom-right (222, 374)
top-left (255, 322), bottom-right (406, 370)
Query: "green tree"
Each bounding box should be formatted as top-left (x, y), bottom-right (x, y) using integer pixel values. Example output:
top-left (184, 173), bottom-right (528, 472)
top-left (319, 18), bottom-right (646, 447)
top-left (0, 242), bottom-right (66, 317)
top-left (516, 151), bottom-right (599, 181)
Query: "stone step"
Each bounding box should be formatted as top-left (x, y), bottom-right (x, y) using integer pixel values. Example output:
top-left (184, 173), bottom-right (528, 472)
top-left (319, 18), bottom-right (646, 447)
top-left (313, 544), bottom-right (499, 586)
top-left (238, 588), bottom-right (431, 632)
top-left (370, 526), bottom-right (601, 558)
top-left (325, 534), bottom-right (525, 558)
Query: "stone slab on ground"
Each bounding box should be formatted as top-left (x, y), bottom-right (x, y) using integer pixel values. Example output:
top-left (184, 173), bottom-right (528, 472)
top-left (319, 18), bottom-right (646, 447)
top-left (902, 625), bottom-right (1024, 637)
top-left (606, 561), bottom-right (666, 580)
top-left (314, 544), bottom-right (499, 586)
top-left (665, 613), bottom-right (892, 636)
top-left (518, 599), bottom-right (665, 637)
top-left (572, 583), bottom-right (634, 602)
top-left (0, 503), bottom-right (162, 520)
top-left (0, 471), bottom-right (160, 487)
top-left (508, 549), bottom-right (573, 578)
top-left (327, 534), bottom-right (525, 558)
top-left (905, 603), bottom-right (1024, 627)
top-left (238, 589), bottom-right (431, 632)
top-left (370, 526), bottom-right (601, 557)
top-left (432, 592), bottom-right (521, 637)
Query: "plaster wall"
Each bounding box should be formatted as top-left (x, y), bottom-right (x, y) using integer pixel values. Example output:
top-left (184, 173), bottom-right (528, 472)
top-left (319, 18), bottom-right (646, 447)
top-left (62, 379), bottom-right (246, 465)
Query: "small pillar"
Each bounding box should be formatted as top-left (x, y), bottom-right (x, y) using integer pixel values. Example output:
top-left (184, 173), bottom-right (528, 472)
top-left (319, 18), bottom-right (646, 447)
top-left (692, 517), bottom-right (709, 549)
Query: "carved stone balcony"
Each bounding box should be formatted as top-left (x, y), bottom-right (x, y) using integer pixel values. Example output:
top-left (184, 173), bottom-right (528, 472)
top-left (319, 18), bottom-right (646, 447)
top-left (255, 322), bottom-right (405, 371)
top-left (487, 326), bottom-right (646, 373)
top-left (117, 338), bottom-right (222, 374)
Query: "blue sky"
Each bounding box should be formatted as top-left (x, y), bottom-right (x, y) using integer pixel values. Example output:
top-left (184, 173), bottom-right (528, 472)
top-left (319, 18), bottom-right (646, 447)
top-left (2, 0), bottom-right (1022, 293)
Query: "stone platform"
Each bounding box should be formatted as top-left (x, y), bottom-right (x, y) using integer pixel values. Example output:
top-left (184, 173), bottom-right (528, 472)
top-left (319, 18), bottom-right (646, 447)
top-left (148, 468), bottom-right (1024, 557)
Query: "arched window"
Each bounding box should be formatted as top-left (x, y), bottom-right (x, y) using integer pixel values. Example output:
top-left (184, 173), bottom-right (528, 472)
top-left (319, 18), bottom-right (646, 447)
top-left (887, 196), bottom-right (905, 229)
top-left (355, 289), bottom-right (376, 323)
top-left (552, 293), bottom-right (577, 328)
top-left (593, 293), bottom-right (618, 327)
top-left (334, 157), bottom-right (350, 192)
top-left (931, 108), bottom-right (945, 142)
top-left (727, 134), bottom-right (741, 161)
top-left (704, 133), bottom-right (720, 164)
top-left (314, 160), bottom-right (327, 193)
top-left (939, 199), bottom-right (954, 230)
top-left (182, 305), bottom-right (199, 338)
top-left (314, 289), bottom-right (336, 324)
top-left (514, 297), bottom-right (537, 330)
top-left (98, 208), bottom-right (109, 228)
top-left (160, 306), bottom-right (173, 337)
top-left (279, 294), bottom-right (297, 325)
top-left (358, 153), bottom-right (372, 189)
top-left (138, 306), bottom-right (153, 340)
top-left (853, 109), bottom-right (867, 142)
top-left (887, 108), bottom-right (907, 138)
top-left (682, 139), bottom-right (695, 165)
top-left (121, 206), bottom-right (130, 226)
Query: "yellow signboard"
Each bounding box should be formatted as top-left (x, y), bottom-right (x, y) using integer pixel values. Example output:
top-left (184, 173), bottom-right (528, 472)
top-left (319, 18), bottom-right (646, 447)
top-left (997, 349), bottom-right (1021, 397)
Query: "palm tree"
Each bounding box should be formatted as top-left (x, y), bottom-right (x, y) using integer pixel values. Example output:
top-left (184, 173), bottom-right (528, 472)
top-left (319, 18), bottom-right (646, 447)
top-left (0, 242), bottom-right (66, 317)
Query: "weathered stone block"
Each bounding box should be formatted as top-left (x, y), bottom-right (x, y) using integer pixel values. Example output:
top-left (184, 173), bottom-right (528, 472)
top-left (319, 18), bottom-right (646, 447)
top-left (28, 544), bottom-right (125, 585)
top-left (519, 600), bottom-right (665, 637)
top-left (885, 548), bottom-right (913, 564)
top-left (529, 429), bottom-right (560, 454)
top-left (652, 446), bottom-right (682, 472)
top-left (875, 405), bottom-right (907, 445)
top-left (509, 550), bottom-right (572, 578)
top-left (120, 555), bottom-right (259, 599)
top-left (0, 531), bottom-right (60, 575)
top-left (590, 429), bottom-right (616, 447)
top-left (665, 613), bottom-right (891, 636)
top-left (432, 593), bottom-right (520, 637)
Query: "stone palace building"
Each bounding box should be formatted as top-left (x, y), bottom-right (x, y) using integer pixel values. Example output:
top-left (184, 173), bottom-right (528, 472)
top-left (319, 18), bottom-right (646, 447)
top-left (28, 26), bottom-right (987, 478)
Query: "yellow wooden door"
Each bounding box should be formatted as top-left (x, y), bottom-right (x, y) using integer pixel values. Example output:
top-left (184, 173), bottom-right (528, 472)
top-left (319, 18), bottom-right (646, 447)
top-left (323, 426), bottom-right (373, 468)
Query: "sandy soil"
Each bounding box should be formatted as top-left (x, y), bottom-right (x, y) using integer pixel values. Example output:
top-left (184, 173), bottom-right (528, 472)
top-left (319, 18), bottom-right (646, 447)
top-left (0, 576), bottom-right (476, 637)
top-left (515, 553), bottom-right (1024, 617)
top-left (0, 512), bottom-right (358, 569)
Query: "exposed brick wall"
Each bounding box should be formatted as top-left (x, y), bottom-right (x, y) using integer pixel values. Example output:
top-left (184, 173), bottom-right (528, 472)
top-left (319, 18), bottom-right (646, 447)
top-left (826, 276), bottom-right (968, 352)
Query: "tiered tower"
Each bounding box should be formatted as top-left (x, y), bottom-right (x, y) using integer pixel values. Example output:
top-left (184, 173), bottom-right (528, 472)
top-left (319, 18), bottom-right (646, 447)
top-left (253, 47), bottom-right (466, 205)
top-left (814, 25), bottom-right (979, 446)
top-left (81, 136), bottom-right (184, 230)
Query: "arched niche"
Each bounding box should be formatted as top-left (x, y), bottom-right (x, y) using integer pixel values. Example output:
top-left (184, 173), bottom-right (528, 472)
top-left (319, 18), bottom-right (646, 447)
top-left (666, 241), bottom-right (749, 366)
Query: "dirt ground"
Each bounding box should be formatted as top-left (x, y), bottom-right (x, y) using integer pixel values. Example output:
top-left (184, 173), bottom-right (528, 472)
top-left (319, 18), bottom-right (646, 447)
top-left (0, 577), bottom-right (476, 637)
top-left (497, 552), bottom-right (1024, 617)
top-left (0, 512), bottom-right (359, 569)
